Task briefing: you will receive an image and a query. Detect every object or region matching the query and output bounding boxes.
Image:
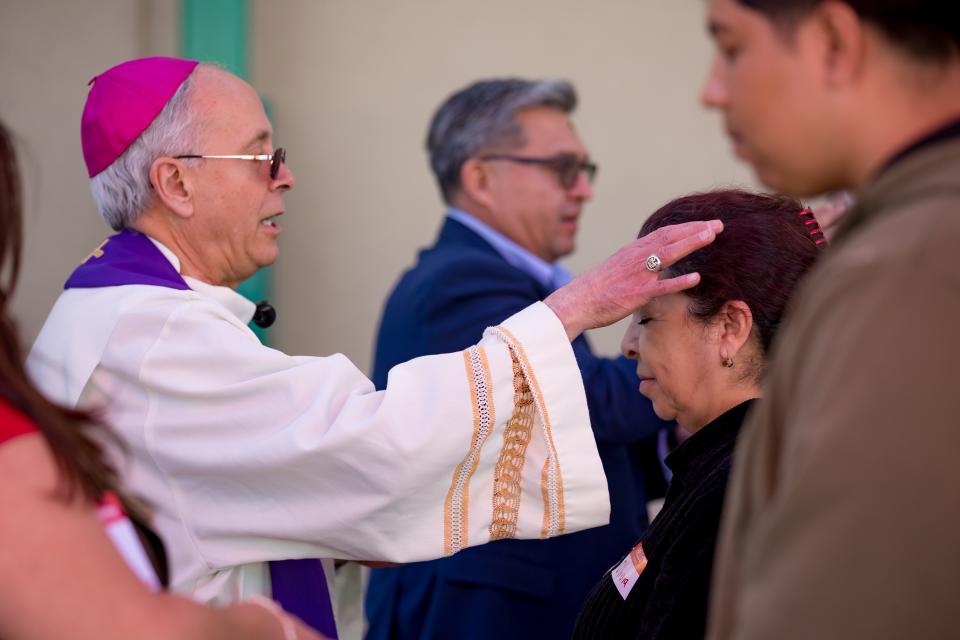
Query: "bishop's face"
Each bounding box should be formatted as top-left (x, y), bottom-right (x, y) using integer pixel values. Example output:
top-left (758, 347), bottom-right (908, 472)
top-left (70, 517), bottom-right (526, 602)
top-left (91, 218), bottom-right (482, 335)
top-left (182, 68), bottom-right (295, 289)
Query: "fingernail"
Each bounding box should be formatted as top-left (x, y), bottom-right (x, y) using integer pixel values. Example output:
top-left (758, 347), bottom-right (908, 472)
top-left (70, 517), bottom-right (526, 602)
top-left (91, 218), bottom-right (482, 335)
top-left (699, 229), bottom-right (714, 240)
top-left (711, 220), bottom-right (724, 232)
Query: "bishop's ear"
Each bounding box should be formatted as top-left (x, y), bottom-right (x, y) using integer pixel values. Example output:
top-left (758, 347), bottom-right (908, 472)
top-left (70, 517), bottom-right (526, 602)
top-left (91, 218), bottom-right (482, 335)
top-left (149, 157), bottom-right (195, 219)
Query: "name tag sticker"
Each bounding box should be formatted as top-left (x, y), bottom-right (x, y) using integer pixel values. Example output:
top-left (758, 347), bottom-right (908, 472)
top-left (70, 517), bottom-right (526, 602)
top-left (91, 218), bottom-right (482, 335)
top-left (97, 493), bottom-right (161, 591)
top-left (611, 541), bottom-right (647, 600)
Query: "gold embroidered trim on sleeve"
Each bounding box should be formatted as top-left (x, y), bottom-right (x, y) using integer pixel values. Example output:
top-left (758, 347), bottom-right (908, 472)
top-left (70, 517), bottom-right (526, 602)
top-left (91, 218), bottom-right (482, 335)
top-left (444, 346), bottom-right (495, 556)
top-left (489, 326), bottom-right (565, 539)
top-left (489, 352), bottom-right (535, 541)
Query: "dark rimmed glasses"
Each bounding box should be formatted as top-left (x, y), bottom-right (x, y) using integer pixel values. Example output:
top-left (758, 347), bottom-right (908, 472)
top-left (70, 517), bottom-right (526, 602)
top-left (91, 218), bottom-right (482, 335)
top-left (479, 153), bottom-right (597, 189)
top-left (174, 147), bottom-right (287, 180)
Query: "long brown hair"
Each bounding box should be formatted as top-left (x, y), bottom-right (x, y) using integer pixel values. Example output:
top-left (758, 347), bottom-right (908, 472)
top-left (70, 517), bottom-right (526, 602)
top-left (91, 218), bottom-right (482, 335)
top-left (0, 121), bottom-right (116, 502)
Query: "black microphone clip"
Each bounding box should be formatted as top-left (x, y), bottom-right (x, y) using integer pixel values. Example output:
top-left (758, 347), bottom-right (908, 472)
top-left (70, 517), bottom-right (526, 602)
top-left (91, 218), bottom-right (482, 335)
top-left (253, 300), bottom-right (277, 328)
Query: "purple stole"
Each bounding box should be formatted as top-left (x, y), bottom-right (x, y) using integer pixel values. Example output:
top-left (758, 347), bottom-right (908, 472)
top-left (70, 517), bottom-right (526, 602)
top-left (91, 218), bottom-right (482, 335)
top-left (65, 229), bottom-right (191, 291)
top-left (65, 229), bottom-right (338, 638)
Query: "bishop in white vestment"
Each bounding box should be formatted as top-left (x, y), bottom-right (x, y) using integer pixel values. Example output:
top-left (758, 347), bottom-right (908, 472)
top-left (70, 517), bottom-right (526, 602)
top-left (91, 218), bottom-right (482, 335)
top-left (29, 56), bottom-right (720, 637)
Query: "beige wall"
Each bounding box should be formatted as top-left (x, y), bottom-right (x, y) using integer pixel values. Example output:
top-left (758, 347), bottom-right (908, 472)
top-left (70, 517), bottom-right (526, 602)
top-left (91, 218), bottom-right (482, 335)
top-left (251, 0), bottom-right (754, 371)
top-left (1, 0), bottom-right (753, 373)
top-left (0, 0), bottom-right (178, 345)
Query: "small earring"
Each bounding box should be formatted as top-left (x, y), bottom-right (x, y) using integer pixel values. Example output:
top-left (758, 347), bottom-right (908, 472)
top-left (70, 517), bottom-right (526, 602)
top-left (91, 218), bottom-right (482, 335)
top-left (722, 357), bottom-right (734, 368)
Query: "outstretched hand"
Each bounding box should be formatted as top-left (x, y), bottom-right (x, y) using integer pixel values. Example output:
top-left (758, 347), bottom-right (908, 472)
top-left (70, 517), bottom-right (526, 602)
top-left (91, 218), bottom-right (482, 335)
top-left (544, 220), bottom-right (723, 340)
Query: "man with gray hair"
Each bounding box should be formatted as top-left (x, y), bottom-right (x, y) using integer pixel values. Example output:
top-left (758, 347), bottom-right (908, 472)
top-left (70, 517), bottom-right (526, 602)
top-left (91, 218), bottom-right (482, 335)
top-left (28, 58), bottom-right (719, 639)
top-left (366, 78), bottom-right (670, 640)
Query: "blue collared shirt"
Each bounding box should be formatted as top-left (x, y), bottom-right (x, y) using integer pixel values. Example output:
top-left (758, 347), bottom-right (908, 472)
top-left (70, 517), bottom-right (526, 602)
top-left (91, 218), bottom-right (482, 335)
top-left (447, 208), bottom-right (573, 292)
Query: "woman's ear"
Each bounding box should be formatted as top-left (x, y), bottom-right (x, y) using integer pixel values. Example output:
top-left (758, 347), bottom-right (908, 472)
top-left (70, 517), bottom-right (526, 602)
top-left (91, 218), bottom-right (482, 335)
top-left (149, 157), bottom-right (195, 220)
top-left (716, 300), bottom-right (753, 365)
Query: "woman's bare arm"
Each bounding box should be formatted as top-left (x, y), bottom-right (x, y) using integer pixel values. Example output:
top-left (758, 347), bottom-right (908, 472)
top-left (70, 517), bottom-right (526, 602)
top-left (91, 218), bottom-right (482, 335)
top-left (0, 433), bottom-right (323, 640)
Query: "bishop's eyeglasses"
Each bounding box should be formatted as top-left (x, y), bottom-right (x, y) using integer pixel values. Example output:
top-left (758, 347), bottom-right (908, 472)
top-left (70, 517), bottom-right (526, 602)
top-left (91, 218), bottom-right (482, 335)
top-left (175, 147), bottom-right (287, 180)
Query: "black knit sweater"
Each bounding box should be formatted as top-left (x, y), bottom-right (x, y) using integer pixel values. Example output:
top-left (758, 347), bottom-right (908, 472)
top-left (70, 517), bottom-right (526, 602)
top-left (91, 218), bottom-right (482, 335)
top-left (572, 400), bottom-right (754, 639)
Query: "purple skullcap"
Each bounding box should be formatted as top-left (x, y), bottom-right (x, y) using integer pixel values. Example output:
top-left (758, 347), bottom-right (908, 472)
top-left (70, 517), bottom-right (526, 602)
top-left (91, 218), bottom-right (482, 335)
top-left (81, 56), bottom-right (199, 178)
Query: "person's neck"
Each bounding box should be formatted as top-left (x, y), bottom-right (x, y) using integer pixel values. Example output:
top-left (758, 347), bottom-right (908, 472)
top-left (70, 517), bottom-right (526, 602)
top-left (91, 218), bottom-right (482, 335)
top-left (681, 385), bottom-right (760, 435)
top-left (451, 198), bottom-right (496, 230)
top-left (131, 215), bottom-right (235, 289)
top-left (848, 63), bottom-right (960, 188)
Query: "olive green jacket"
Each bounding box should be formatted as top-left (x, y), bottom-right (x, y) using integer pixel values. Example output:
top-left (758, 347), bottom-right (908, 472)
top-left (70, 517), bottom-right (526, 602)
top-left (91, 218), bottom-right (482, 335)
top-left (709, 135), bottom-right (960, 640)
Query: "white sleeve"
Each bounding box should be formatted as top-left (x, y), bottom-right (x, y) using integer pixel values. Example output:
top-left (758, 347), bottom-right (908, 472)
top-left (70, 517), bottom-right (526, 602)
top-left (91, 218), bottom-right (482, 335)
top-left (101, 299), bottom-right (608, 567)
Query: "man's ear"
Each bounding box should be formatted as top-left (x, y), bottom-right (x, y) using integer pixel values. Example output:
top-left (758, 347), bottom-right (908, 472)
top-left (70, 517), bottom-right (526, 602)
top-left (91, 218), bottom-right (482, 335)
top-left (811, 0), bottom-right (867, 88)
top-left (716, 300), bottom-right (754, 362)
top-left (458, 157), bottom-right (497, 211)
top-left (149, 157), bottom-right (195, 219)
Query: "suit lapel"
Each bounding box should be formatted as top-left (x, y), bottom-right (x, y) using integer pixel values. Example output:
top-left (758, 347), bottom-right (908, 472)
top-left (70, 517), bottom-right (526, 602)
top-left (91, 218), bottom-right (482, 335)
top-left (435, 218), bottom-right (553, 299)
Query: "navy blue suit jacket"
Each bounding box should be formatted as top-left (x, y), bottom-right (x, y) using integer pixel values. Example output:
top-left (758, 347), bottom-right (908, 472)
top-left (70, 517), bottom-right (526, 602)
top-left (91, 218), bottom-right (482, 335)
top-left (365, 218), bottom-right (671, 640)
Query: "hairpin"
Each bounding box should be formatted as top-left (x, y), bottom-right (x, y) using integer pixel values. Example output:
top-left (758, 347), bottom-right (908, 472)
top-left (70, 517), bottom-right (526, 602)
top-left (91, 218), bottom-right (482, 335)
top-left (798, 208), bottom-right (828, 246)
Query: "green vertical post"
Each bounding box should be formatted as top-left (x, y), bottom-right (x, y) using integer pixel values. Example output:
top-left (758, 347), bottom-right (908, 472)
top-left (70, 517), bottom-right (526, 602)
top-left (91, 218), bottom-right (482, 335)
top-left (180, 0), bottom-right (272, 342)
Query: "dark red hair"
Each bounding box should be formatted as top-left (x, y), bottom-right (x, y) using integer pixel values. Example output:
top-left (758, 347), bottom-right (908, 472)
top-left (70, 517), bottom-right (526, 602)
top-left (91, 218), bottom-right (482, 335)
top-left (640, 189), bottom-right (823, 358)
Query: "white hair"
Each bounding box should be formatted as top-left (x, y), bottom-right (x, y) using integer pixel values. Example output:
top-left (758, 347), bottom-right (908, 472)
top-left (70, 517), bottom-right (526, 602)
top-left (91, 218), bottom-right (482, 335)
top-left (89, 66), bottom-right (206, 230)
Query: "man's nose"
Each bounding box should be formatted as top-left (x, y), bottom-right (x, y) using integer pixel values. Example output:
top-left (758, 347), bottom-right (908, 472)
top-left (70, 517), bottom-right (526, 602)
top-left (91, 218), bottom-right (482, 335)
top-left (701, 56), bottom-right (728, 109)
top-left (273, 160), bottom-right (296, 191)
top-left (568, 169), bottom-right (593, 200)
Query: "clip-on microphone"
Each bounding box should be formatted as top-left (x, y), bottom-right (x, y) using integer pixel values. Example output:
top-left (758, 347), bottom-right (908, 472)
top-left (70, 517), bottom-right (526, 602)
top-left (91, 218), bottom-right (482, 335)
top-left (253, 300), bottom-right (276, 328)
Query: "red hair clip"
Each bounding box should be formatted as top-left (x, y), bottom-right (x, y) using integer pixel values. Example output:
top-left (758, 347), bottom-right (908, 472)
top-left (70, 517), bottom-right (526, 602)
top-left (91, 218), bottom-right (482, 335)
top-left (798, 208), bottom-right (828, 246)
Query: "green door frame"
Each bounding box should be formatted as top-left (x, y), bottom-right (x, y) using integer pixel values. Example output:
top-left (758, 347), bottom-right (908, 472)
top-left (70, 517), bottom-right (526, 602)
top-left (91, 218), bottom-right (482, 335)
top-left (180, 0), bottom-right (272, 342)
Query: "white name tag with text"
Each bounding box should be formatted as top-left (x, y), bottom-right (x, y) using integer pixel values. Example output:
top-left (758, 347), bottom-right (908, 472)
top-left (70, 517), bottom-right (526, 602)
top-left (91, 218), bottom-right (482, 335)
top-left (611, 541), bottom-right (648, 600)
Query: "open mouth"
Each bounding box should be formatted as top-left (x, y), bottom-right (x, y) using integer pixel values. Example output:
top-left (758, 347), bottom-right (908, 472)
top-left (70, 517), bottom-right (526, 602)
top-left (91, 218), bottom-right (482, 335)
top-left (261, 214), bottom-right (282, 227)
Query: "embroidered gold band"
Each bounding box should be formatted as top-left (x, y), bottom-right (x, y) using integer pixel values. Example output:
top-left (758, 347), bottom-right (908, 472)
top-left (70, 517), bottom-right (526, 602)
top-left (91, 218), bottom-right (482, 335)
top-left (489, 353), bottom-right (535, 541)
top-left (489, 326), bottom-right (565, 539)
top-left (444, 346), bottom-right (494, 556)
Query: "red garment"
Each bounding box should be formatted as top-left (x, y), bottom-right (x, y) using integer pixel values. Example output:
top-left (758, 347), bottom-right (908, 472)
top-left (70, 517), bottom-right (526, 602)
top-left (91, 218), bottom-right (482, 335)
top-left (0, 397), bottom-right (163, 588)
top-left (0, 399), bottom-right (38, 444)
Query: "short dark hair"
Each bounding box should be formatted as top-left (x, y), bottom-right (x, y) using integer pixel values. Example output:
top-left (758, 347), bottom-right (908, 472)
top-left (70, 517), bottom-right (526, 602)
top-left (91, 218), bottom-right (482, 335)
top-left (738, 0), bottom-right (960, 62)
top-left (640, 189), bottom-right (823, 378)
top-left (426, 78), bottom-right (577, 205)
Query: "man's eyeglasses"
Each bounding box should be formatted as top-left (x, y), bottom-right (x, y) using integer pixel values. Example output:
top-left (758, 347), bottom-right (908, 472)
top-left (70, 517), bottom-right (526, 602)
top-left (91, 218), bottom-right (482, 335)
top-left (174, 147), bottom-right (287, 180)
top-left (479, 153), bottom-right (597, 189)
